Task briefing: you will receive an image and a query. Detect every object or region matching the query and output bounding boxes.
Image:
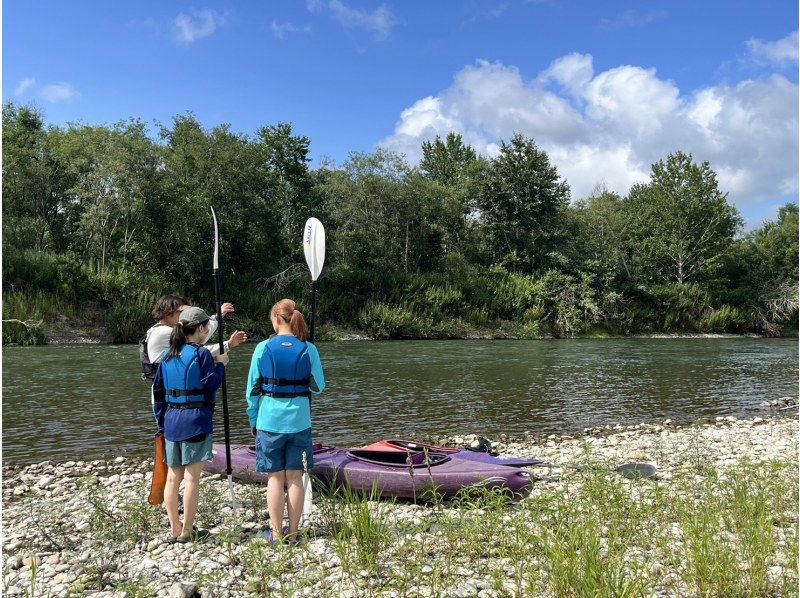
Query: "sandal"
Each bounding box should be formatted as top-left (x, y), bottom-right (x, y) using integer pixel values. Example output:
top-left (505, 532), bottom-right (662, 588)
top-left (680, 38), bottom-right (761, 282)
top-left (176, 528), bottom-right (211, 544)
top-left (258, 526), bottom-right (290, 546)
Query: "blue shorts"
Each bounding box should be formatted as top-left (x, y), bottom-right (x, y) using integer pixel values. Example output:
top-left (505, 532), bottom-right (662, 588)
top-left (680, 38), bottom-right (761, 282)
top-left (255, 428), bottom-right (314, 473)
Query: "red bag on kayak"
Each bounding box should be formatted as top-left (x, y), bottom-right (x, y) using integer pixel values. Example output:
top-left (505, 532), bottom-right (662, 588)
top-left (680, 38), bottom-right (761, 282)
top-left (148, 432), bottom-right (167, 505)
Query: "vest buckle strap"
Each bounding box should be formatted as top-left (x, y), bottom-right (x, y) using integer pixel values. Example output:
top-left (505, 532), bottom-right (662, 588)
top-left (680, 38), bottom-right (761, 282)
top-left (167, 389), bottom-right (205, 397)
top-left (167, 401), bottom-right (213, 409)
top-left (260, 391), bottom-right (312, 399)
top-left (260, 377), bottom-right (311, 386)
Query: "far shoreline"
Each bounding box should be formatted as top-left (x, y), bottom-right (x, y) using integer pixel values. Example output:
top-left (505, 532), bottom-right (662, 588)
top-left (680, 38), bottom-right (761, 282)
top-left (5, 330), bottom-right (792, 347)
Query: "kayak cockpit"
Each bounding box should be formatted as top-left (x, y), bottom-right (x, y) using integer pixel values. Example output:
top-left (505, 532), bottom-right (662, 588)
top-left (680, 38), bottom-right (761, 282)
top-left (345, 449), bottom-right (451, 468)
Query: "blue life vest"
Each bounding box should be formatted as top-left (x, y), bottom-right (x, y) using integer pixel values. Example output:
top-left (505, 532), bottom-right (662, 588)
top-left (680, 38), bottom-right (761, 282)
top-left (160, 344), bottom-right (208, 406)
top-left (254, 336), bottom-right (311, 398)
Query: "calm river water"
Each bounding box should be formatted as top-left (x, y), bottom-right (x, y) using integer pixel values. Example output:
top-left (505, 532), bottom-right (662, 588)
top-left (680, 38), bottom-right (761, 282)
top-left (2, 339), bottom-right (797, 464)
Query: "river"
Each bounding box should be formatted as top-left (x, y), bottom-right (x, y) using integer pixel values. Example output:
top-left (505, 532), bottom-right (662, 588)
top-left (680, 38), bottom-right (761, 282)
top-left (2, 338), bottom-right (797, 464)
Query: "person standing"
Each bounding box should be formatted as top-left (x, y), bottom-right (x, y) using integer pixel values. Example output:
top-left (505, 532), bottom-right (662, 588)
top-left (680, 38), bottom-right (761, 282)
top-left (141, 294), bottom-right (247, 384)
top-left (153, 307), bottom-right (228, 543)
top-left (246, 299), bottom-right (325, 544)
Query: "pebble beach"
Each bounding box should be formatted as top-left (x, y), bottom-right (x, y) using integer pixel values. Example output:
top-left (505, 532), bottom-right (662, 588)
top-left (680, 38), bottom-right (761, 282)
top-left (3, 413), bottom-right (798, 597)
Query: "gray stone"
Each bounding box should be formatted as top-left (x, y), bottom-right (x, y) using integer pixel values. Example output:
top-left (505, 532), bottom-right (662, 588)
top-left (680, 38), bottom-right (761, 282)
top-left (168, 581), bottom-right (199, 598)
top-left (455, 582), bottom-right (479, 597)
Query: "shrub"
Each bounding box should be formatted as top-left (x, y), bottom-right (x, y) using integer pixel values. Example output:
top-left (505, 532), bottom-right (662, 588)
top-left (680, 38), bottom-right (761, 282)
top-left (648, 283), bottom-right (710, 332)
top-left (105, 298), bottom-right (153, 343)
top-left (357, 302), bottom-right (421, 339)
top-left (699, 305), bottom-right (753, 333)
top-left (423, 284), bottom-right (464, 317)
top-left (3, 250), bottom-right (90, 298)
top-left (2, 319), bottom-right (44, 345)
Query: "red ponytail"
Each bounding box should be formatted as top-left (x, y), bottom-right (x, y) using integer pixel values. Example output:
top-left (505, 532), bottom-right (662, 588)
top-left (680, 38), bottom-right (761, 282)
top-left (271, 299), bottom-right (309, 341)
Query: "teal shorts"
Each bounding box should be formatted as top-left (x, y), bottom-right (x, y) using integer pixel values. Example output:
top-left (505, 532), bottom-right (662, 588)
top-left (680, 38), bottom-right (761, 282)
top-left (165, 434), bottom-right (214, 468)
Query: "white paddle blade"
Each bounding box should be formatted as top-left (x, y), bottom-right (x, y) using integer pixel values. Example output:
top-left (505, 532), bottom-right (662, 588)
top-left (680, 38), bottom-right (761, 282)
top-left (211, 206), bottom-right (220, 271)
top-left (301, 472), bottom-right (312, 526)
top-left (303, 217), bottom-right (326, 281)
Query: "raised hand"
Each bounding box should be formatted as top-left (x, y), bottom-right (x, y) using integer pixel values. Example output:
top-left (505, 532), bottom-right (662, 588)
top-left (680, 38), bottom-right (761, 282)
top-left (220, 302), bottom-right (235, 318)
top-left (228, 330), bottom-right (248, 349)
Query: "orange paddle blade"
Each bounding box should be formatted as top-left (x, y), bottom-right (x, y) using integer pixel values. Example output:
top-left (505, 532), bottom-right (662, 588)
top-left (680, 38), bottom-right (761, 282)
top-left (148, 432), bottom-right (167, 505)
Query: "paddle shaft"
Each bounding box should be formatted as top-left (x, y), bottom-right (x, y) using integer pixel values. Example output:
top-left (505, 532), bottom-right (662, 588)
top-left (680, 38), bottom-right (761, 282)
top-left (213, 270), bottom-right (234, 479)
top-left (310, 281), bottom-right (316, 343)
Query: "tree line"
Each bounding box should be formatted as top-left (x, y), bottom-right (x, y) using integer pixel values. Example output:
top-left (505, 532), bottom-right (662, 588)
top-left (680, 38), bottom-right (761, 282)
top-left (2, 103), bottom-right (797, 343)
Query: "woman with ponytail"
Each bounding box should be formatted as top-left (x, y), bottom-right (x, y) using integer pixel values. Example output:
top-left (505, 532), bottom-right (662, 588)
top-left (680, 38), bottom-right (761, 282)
top-left (246, 299), bottom-right (326, 544)
top-left (152, 307), bottom-right (229, 543)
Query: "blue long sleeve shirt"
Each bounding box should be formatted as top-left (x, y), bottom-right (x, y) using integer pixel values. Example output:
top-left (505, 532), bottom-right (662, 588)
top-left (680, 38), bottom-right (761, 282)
top-left (153, 344), bottom-right (225, 442)
top-left (246, 337), bottom-right (325, 433)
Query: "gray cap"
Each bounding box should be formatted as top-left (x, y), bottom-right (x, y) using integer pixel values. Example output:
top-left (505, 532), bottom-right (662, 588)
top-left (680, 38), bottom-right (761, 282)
top-left (179, 306), bottom-right (210, 328)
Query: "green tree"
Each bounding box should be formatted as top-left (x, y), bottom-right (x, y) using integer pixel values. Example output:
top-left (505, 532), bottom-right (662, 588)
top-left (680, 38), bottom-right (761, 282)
top-left (2, 103), bottom-right (70, 252)
top-left (420, 132), bottom-right (478, 188)
top-left (571, 186), bottom-right (633, 283)
top-left (52, 120), bottom-right (161, 270)
top-left (156, 114), bottom-right (287, 291)
top-left (752, 203), bottom-right (799, 283)
top-left (476, 133), bottom-right (570, 272)
top-left (728, 203), bottom-right (800, 326)
top-left (626, 151), bottom-right (742, 285)
top-left (320, 150), bottom-right (414, 275)
top-left (418, 133), bottom-right (487, 263)
top-left (256, 123), bottom-right (316, 251)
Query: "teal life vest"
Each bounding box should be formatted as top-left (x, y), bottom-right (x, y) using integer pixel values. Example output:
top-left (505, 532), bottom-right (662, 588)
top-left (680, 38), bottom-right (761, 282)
top-left (253, 336), bottom-right (311, 398)
top-left (160, 344), bottom-right (209, 406)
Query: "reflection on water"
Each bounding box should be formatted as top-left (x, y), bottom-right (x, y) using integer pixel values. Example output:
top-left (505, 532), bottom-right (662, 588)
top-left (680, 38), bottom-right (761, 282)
top-left (3, 339), bottom-right (797, 464)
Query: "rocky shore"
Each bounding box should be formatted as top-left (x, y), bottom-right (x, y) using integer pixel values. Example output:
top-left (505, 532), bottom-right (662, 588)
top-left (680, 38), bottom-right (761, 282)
top-left (3, 414), bottom-right (798, 597)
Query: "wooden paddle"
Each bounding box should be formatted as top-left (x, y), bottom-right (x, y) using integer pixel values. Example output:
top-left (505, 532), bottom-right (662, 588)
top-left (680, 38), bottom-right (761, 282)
top-left (148, 432), bottom-right (167, 505)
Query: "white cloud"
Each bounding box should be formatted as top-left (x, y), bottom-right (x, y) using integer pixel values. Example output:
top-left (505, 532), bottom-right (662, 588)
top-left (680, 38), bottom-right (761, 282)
top-left (539, 53), bottom-right (593, 96)
top-left (599, 9), bottom-right (667, 30)
top-left (380, 56), bottom-right (798, 208)
top-left (174, 9), bottom-right (224, 44)
top-left (39, 82), bottom-right (80, 103)
top-left (12, 77), bottom-right (80, 102)
top-left (746, 31), bottom-right (798, 65)
top-left (308, 0), bottom-right (396, 40)
top-left (271, 20), bottom-right (311, 40)
top-left (14, 77), bottom-right (36, 96)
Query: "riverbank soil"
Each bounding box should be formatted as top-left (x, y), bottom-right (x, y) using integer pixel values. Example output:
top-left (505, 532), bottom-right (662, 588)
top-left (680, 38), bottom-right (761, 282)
top-left (2, 415), bottom-right (797, 596)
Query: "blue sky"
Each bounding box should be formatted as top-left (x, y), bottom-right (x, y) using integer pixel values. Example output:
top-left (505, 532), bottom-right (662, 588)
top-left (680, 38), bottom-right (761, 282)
top-left (4, 1), bottom-right (798, 225)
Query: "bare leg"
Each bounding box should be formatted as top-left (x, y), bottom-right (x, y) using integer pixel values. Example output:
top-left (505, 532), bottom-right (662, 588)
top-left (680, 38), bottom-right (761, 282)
top-left (267, 471), bottom-right (287, 540)
top-left (164, 467), bottom-right (185, 537)
top-left (181, 461), bottom-right (204, 535)
top-left (285, 470), bottom-right (304, 540)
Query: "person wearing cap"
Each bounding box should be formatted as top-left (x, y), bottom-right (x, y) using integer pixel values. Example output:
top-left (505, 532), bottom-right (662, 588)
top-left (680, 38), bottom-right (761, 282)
top-left (141, 294), bottom-right (247, 384)
top-left (152, 306), bottom-right (229, 543)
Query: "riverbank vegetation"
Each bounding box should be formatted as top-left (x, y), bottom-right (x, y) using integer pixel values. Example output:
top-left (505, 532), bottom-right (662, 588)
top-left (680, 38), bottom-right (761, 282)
top-left (3, 104), bottom-right (797, 344)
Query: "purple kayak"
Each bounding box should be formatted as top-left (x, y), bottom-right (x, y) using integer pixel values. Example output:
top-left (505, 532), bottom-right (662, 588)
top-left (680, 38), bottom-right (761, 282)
top-left (206, 443), bottom-right (534, 500)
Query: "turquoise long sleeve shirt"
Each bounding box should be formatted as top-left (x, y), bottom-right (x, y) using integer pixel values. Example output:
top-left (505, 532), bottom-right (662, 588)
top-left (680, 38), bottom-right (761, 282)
top-left (246, 337), bottom-right (325, 433)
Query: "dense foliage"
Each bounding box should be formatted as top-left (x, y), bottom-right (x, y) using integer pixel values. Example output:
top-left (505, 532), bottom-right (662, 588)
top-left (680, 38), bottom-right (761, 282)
top-left (2, 104), bottom-right (797, 343)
